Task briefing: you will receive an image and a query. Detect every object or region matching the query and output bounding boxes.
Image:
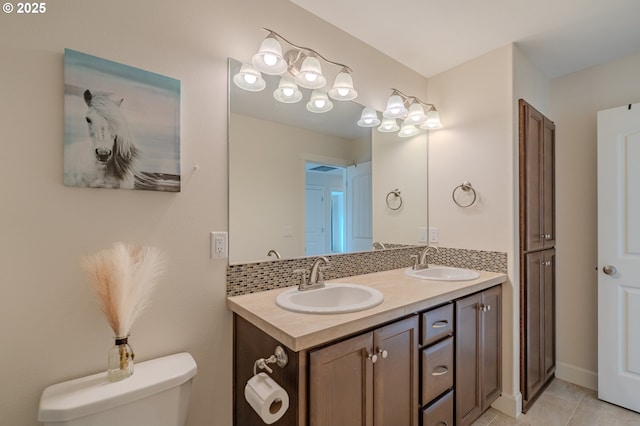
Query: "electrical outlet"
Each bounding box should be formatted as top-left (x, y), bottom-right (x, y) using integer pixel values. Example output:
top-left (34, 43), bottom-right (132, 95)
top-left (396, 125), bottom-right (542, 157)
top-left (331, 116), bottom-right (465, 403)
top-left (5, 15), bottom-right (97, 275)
top-left (429, 227), bottom-right (440, 243)
top-left (418, 227), bottom-right (428, 243)
top-left (210, 232), bottom-right (228, 259)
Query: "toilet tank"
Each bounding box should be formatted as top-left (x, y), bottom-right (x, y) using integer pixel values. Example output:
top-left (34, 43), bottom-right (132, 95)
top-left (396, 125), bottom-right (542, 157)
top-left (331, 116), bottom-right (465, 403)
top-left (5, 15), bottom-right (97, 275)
top-left (38, 352), bottom-right (197, 426)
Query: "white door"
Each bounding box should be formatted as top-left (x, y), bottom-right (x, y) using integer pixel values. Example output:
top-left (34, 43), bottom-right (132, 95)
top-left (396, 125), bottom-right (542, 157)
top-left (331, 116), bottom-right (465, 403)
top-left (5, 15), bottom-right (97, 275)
top-left (346, 161), bottom-right (372, 252)
top-left (598, 103), bottom-right (640, 412)
top-left (305, 186), bottom-right (325, 256)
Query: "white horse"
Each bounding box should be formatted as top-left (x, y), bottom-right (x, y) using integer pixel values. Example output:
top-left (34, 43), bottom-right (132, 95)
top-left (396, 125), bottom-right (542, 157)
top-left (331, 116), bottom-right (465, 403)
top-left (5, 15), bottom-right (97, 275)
top-left (71, 89), bottom-right (140, 189)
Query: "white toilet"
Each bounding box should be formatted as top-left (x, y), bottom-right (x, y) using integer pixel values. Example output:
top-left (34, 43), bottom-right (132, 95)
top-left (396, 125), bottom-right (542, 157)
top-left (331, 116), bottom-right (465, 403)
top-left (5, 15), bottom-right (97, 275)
top-left (37, 352), bottom-right (197, 426)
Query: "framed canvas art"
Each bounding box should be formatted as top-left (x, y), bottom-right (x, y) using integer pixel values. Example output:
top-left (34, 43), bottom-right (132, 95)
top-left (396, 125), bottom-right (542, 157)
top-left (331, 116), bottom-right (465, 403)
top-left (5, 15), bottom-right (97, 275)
top-left (64, 48), bottom-right (181, 192)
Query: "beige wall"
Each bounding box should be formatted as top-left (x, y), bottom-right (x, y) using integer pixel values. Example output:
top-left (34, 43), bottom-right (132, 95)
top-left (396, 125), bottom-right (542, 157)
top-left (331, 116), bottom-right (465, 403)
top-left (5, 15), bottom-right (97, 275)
top-left (551, 52), bottom-right (640, 389)
top-left (372, 131), bottom-right (428, 245)
top-left (0, 0), bottom-right (428, 425)
top-left (427, 45), bottom-right (521, 414)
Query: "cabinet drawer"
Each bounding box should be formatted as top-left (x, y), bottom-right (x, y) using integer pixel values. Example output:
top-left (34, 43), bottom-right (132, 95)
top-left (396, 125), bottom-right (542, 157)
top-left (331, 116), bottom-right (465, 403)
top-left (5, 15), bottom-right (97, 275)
top-left (421, 390), bottom-right (453, 426)
top-left (422, 303), bottom-right (453, 346)
top-left (421, 336), bottom-right (454, 405)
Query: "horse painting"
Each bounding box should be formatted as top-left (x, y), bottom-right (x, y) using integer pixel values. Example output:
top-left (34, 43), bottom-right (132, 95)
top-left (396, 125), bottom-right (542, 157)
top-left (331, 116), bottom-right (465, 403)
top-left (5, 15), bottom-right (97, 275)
top-left (65, 89), bottom-right (140, 189)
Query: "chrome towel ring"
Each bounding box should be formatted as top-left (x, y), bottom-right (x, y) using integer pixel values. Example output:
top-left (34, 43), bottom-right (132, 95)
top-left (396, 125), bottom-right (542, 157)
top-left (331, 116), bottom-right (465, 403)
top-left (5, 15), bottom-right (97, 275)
top-left (452, 181), bottom-right (477, 208)
top-left (386, 189), bottom-right (403, 210)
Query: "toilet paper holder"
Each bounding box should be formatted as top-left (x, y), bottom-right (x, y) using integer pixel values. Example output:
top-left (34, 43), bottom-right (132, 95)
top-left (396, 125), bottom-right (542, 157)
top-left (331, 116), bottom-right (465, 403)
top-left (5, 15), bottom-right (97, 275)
top-left (253, 346), bottom-right (289, 375)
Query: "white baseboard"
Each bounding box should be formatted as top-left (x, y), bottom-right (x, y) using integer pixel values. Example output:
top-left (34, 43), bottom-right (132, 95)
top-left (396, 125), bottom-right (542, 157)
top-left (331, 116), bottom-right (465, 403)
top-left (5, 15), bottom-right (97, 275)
top-left (555, 362), bottom-right (598, 391)
top-left (491, 391), bottom-right (523, 418)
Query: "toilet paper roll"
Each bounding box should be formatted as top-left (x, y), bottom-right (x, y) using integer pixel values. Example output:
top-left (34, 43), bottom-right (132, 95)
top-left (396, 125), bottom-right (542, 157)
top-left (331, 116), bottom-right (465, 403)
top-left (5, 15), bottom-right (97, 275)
top-left (244, 372), bottom-right (289, 424)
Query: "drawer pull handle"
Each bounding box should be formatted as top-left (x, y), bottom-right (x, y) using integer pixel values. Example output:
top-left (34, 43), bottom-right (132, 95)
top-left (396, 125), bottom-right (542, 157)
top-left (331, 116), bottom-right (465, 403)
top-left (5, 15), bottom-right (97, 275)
top-left (437, 422), bottom-right (448, 426)
top-left (432, 366), bottom-right (449, 376)
top-left (432, 321), bottom-right (448, 329)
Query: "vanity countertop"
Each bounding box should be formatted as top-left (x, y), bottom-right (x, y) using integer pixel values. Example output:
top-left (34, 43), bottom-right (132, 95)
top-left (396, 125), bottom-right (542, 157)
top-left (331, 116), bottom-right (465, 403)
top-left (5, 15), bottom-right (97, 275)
top-left (227, 267), bottom-right (507, 352)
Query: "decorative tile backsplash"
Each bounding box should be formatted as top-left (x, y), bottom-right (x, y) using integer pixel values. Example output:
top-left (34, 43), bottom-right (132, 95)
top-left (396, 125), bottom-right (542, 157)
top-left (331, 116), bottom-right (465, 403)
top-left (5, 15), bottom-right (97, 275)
top-left (227, 246), bottom-right (507, 297)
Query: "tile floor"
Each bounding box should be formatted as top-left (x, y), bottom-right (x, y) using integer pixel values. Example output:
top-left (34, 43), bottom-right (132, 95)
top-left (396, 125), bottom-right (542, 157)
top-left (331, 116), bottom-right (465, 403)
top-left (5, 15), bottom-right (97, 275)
top-left (472, 379), bottom-right (640, 426)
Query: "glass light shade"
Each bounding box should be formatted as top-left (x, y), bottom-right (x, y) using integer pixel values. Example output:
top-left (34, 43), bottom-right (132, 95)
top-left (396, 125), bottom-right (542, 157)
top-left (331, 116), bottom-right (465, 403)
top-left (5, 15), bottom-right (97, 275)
top-left (421, 108), bottom-right (443, 129)
top-left (273, 77), bottom-right (303, 103)
top-left (398, 123), bottom-right (420, 138)
top-left (233, 64), bottom-right (266, 92)
top-left (328, 70), bottom-right (358, 101)
top-left (306, 90), bottom-right (333, 113)
top-left (252, 35), bottom-right (288, 75)
top-left (383, 94), bottom-right (408, 118)
top-left (377, 118), bottom-right (400, 133)
top-left (357, 107), bottom-right (380, 127)
top-left (295, 56), bottom-right (327, 89)
top-left (405, 102), bottom-right (428, 125)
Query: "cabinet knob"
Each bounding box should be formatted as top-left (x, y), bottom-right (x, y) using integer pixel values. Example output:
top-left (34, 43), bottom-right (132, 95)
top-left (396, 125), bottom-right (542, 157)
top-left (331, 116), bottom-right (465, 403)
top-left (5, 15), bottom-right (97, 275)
top-left (603, 265), bottom-right (618, 276)
top-left (377, 348), bottom-right (388, 359)
top-left (367, 353), bottom-right (378, 364)
top-left (479, 304), bottom-right (491, 312)
top-left (545, 233), bottom-right (552, 240)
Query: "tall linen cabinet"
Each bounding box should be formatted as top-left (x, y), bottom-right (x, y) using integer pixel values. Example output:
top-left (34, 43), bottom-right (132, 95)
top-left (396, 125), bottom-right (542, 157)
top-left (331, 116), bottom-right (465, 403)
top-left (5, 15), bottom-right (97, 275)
top-left (518, 99), bottom-right (556, 412)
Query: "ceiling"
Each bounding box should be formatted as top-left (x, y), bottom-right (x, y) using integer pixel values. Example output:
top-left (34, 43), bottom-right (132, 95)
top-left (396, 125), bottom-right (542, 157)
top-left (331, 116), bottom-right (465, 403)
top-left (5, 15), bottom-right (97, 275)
top-left (290, 0), bottom-right (640, 78)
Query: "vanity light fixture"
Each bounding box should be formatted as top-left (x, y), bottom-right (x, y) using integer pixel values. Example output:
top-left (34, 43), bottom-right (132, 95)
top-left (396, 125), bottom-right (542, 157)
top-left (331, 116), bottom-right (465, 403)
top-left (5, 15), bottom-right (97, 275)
top-left (306, 90), bottom-right (333, 113)
top-left (378, 88), bottom-right (443, 134)
top-left (377, 117), bottom-right (400, 133)
top-left (236, 28), bottom-right (357, 110)
top-left (357, 107), bottom-right (381, 127)
top-left (398, 123), bottom-right (420, 138)
top-left (273, 77), bottom-right (303, 103)
top-left (233, 64), bottom-right (266, 92)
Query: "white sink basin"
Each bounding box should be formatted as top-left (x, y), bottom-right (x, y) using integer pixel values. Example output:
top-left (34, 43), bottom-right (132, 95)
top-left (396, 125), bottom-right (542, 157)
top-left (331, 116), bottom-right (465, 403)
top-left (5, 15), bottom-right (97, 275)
top-left (276, 283), bottom-right (384, 314)
top-left (405, 266), bottom-right (480, 281)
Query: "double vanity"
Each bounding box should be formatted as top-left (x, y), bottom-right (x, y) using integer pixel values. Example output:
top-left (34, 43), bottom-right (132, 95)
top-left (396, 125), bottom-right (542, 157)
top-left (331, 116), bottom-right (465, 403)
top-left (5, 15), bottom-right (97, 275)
top-left (228, 264), bottom-right (506, 426)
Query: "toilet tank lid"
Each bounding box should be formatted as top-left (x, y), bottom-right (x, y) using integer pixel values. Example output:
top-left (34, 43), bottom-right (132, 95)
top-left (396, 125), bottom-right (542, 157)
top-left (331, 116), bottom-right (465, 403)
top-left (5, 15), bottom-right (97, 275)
top-left (38, 352), bottom-right (197, 422)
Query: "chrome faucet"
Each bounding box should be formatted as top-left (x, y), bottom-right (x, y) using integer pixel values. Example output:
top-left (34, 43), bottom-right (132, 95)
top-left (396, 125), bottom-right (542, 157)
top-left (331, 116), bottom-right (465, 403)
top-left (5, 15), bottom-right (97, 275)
top-left (295, 256), bottom-right (329, 291)
top-left (412, 245), bottom-right (439, 270)
top-left (373, 242), bottom-right (386, 250)
top-left (267, 249), bottom-right (281, 259)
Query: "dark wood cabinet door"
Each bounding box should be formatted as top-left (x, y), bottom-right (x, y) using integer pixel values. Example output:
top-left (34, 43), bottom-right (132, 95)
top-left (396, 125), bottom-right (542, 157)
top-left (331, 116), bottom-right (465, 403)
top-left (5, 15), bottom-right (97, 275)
top-left (519, 99), bottom-right (555, 252)
top-left (480, 285), bottom-right (502, 409)
top-left (543, 250), bottom-right (556, 381)
top-left (542, 117), bottom-right (556, 248)
top-left (373, 315), bottom-right (419, 426)
top-left (455, 293), bottom-right (482, 426)
top-left (309, 332), bottom-right (374, 426)
top-left (523, 249), bottom-right (556, 402)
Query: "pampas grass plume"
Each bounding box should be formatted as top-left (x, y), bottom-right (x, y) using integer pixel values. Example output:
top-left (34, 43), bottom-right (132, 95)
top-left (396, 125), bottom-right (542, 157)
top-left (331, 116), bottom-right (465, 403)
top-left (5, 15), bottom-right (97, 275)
top-left (83, 242), bottom-right (166, 337)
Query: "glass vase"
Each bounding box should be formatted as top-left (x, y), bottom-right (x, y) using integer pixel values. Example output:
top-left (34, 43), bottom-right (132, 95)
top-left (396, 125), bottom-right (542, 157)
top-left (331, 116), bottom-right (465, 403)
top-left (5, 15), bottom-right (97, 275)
top-left (108, 335), bottom-right (134, 382)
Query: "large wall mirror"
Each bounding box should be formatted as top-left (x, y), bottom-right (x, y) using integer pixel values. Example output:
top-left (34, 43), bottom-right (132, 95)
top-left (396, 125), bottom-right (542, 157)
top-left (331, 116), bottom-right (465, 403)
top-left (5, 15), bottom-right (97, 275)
top-left (228, 58), bottom-right (429, 264)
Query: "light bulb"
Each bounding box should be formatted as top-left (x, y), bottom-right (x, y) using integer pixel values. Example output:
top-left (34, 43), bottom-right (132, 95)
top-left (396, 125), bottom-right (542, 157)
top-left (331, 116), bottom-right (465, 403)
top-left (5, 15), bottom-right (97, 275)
top-left (338, 88), bottom-right (349, 97)
top-left (282, 87), bottom-right (294, 97)
top-left (263, 54), bottom-right (278, 66)
top-left (305, 73), bottom-right (318, 82)
top-left (244, 74), bottom-right (257, 84)
top-left (314, 99), bottom-right (326, 108)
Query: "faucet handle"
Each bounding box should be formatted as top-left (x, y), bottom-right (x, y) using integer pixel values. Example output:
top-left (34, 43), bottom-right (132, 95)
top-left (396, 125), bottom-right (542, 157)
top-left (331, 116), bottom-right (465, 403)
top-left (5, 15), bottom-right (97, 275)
top-left (293, 269), bottom-right (308, 286)
top-left (317, 265), bottom-right (330, 283)
top-left (409, 254), bottom-right (419, 269)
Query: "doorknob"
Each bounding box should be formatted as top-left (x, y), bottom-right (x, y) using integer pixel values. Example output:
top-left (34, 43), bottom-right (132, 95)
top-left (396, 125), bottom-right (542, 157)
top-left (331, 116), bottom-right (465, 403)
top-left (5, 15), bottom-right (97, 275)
top-left (602, 265), bottom-right (618, 276)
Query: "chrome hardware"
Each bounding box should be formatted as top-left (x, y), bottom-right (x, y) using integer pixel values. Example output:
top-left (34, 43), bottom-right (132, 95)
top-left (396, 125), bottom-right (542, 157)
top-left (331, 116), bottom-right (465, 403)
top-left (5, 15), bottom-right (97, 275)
top-left (437, 422), bottom-right (449, 426)
top-left (368, 352), bottom-right (378, 364)
top-left (432, 366), bottom-right (448, 376)
top-left (413, 245), bottom-right (439, 270)
top-left (480, 304), bottom-right (491, 313)
top-left (267, 249), bottom-right (281, 259)
top-left (452, 181), bottom-right (477, 208)
top-left (253, 345), bottom-right (289, 375)
top-left (544, 233), bottom-right (553, 240)
top-left (432, 321), bottom-right (448, 329)
top-left (545, 260), bottom-right (552, 266)
top-left (297, 257), bottom-right (330, 291)
top-left (603, 265), bottom-right (618, 276)
top-left (377, 348), bottom-right (388, 359)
